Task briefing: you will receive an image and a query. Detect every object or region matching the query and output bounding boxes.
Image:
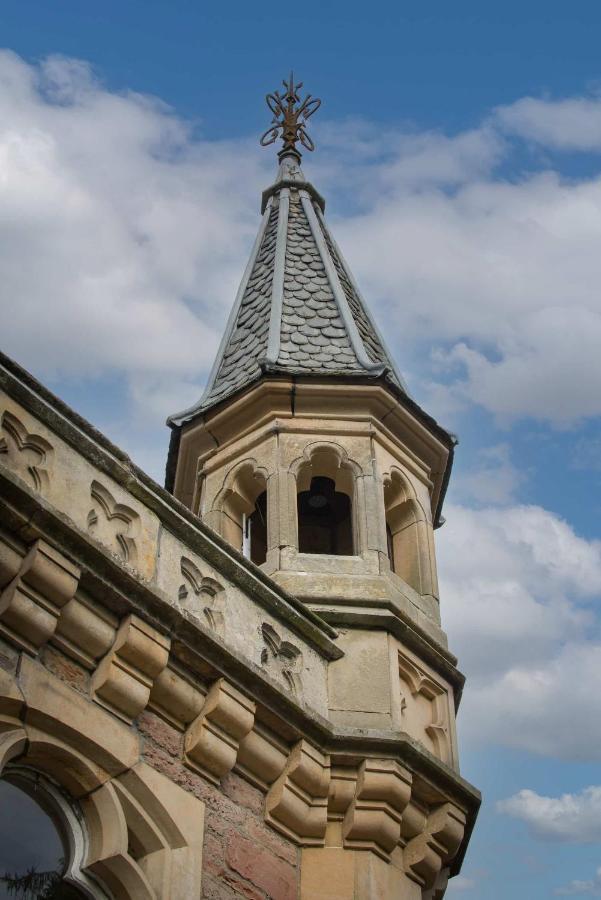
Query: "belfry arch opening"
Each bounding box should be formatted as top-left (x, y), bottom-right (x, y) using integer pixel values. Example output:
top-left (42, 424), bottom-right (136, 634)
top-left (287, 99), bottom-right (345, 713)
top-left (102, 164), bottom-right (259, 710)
top-left (384, 470), bottom-right (429, 594)
top-left (244, 488), bottom-right (268, 566)
top-left (296, 447), bottom-right (356, 556)
top-left (217, 461), bottom-right (269, 566)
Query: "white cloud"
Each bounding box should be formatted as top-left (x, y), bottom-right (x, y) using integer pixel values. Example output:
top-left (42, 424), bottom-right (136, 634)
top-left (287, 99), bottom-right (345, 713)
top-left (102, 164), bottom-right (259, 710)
top-left (336, 169), bottom-right (601, 425)
top-left (496, 94), bottom-right (601, 151)
top-left (498, 787), bottom-right (601, 843)
top-left (439, 504), bottom-right (601, 758)
top-left (556, 869), bottom-right (601, 896)
top-left (0, 50), bottom-right (269, 412)
top-left (453, 443), bottom-right (524, 505)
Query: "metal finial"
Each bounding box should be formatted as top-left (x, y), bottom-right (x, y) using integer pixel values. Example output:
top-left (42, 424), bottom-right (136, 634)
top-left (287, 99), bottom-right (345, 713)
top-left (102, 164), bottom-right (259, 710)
top-left (260, 72), bottom-right (321, 158)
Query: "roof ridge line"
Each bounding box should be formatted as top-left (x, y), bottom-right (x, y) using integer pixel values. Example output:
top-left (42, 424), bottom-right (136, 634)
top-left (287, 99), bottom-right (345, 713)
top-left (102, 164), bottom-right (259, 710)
top-left (265, 188), bottom-right (289, 365)
top-left (167, 196), bottom-right (275, 427)
top-left (299, 189), bottom-right (384, 375)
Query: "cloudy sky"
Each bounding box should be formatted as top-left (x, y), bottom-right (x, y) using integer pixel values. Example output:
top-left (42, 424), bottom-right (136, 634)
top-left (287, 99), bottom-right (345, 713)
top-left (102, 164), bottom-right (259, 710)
top-left (2, 1), bottom-right (601, 895)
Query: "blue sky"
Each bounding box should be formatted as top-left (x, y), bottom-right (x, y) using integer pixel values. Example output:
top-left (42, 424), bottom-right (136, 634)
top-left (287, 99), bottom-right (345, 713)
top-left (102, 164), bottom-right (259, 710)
top-left (2, 2), bottom-right (601, 896)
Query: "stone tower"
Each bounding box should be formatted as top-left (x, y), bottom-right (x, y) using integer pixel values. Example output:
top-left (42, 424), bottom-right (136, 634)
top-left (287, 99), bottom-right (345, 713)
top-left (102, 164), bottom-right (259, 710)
top-left (164, 76), bottom-right (478, 896)
top-left (0, 76), bottom-right (477, 898)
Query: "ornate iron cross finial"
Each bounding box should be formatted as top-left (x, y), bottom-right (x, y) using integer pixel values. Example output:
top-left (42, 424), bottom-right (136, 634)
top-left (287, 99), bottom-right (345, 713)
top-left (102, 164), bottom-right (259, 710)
top-left (260, 72), bottom-right (321, 157)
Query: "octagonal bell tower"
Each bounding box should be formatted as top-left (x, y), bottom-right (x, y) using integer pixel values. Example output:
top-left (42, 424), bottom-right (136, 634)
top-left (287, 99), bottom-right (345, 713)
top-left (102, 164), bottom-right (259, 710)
top-left (166, 77), bottom-right (473, 896)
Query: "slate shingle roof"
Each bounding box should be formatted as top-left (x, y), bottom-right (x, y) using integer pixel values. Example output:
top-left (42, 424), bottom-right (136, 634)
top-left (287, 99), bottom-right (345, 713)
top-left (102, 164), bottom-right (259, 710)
top-left (169, 156), bottom-right (407, 426)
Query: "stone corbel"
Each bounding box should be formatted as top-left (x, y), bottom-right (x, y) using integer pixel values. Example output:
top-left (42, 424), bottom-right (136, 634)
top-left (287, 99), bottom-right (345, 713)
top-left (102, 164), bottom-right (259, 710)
top-left (342, 758), bottom-right (412, 860)
top-left (403, 802), bottom-right (467, 889)
top-left (0, 531), bottom-right (25, 590)
top-left (235, 724), bottom-right (288, 791)
top-left (265, 739), bottom-right (329, 846)
top-left (91, 614), bottom-right (170, 723)
top-left (149, 662), bottom-right (206, 729)
top-left (0, 539), bottom-right (80, 654)
top-left (184, 677), bottom-right (255, 784)
top-left (53, 590), bottom-right (118, 670)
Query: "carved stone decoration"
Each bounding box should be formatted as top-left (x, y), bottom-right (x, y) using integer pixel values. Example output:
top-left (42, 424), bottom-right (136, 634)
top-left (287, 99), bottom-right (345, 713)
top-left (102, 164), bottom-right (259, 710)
top-left (0, 539), bottom-right (80, 655)
top-left (87, 480), bottom-right (139, 565)
top-left (265, 739), bottom-right (329, 845)
top-left (404, 802), bottom-right (467, 889)
top-left (0, 410), bottom-right (53, 493)
top-left (260, 622), bottom-right (303, 697)
top-left (398, 651), bottom-right (451, 765)
top-left (184, 677), bottom-right (256, 785)
top-left (91, 614), bottom-right (171, 723)
top-left (342, 758), bottom-right (412, 860)
top-left (178, 556), bottom-right (225, 637)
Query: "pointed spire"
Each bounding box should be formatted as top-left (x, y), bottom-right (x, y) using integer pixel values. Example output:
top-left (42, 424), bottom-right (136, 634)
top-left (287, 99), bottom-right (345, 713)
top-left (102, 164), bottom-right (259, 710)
top-left (168, 78), bottom-right (407, 427)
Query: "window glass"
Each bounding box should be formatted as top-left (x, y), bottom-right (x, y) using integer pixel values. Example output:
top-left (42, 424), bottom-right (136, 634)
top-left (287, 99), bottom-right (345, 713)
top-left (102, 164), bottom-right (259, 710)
top-left (0, 777), bottom-right (82, 899)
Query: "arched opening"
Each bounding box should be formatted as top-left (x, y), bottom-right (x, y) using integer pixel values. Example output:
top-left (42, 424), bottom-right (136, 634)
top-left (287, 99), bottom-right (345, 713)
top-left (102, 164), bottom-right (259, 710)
top-left (386, 522), bottom-right (395, 573)
top-left (217, 461), bottom-right (269, 565)
top-left (384, 470), bottom-right (429, 594)
top-left (297, 476), bottom-right (353, 555)
top-left (295, 445), bottom-right (357, 556)
top-left (244, 489), bottom-right (267, 566)
top-left (0, 767), bottom-right (102, 899)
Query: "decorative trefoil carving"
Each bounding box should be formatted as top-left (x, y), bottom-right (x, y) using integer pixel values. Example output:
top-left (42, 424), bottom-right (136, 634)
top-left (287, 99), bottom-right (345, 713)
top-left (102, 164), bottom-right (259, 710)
top-left (260, 622), bottom-right (303, 697)
top-left (87, 480), bottom-right (139, 564)
top-left (178, 556), bottom-right (225, 636)
top-left (0, 410), bottom-right (53, 492)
